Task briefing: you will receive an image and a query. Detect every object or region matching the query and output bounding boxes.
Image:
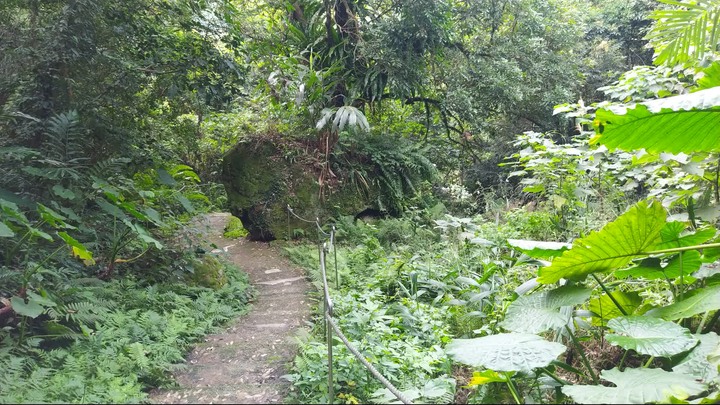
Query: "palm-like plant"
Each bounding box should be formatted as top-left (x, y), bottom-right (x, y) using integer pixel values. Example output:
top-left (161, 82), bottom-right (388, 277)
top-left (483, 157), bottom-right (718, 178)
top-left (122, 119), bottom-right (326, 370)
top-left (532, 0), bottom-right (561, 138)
top-left (646, 0), bottom-right (720, 66)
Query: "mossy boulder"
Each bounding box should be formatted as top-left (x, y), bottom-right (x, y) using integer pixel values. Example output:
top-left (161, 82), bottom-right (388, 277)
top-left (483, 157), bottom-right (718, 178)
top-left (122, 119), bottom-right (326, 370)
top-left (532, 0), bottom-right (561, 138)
top-left (219, 137), bottom-right (370, 240)
top-left (223, 215), bottom-right (249, 239)
top-left (188, 255), bottom-right (228, 289)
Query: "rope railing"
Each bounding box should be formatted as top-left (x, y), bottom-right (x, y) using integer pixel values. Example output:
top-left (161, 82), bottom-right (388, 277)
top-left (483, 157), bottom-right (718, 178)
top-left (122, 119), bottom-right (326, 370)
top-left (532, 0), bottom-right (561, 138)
top-left (287, 205), bottom-right (330, 236)
top-left (287, 206), bottom-right (414, 405)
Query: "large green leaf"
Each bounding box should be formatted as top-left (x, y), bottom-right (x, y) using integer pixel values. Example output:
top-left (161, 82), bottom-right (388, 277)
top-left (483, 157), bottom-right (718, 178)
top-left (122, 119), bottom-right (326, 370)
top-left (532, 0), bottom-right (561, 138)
top-left (57, 231), bottom-right (95, 265)
top-left (615, 251), bottom-right (702, 281)
top-left (588, 291), bottom-right (644, 327)
top-left (660, 251), bottom-right (702, 280)
top-left (592, 87), bottom-right (720, 153)
top-left (51, 184), bottom-right (76, 200)
top-left (95, 197), bottom-right (129, 221)
top-left (655, 225), bottom-right (716, 250)
top-left (316, 106), bottom-right (370, 133)
top-left (37, 203), bottom-right (73, 229)
top-left (501, 286), bottom-right (591, 334)
top-left (156, 168), bottom-right (177, 186)
top-left (698, 62), bottom-right (720, 90)
top-left (0, 221), bottom-right (14, 237)
top-left (447, 333), bottom-right (566, 373)
top-left (562, 368), bottom-right (707, 404)
top-left (606, 316), bottom-right (698, 357)
top-left (175, 194), bottom-right (195, 213)
top-left (131, 223), bottom-right (163, 250)
top-left (647, 284), bottom-right (720, 320)
top-left (11, 296), bottom-right (44, 319)
top-left (614, 257), bottom-right (663, 279)
top-left (673, 332), bottom-right (720, 383)
top-left (538, 201), bottom-right (666, 284)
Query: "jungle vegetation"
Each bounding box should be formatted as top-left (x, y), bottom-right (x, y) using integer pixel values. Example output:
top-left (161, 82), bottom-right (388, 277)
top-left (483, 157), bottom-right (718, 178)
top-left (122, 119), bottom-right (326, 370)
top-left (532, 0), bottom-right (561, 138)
top-left (3, 0), bottom-right (720, 403)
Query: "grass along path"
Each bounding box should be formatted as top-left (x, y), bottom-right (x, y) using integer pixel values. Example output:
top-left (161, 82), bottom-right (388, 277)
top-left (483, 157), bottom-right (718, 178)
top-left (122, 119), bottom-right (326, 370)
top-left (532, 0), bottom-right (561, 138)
top-left (150, 213), bottom-right (312, 404)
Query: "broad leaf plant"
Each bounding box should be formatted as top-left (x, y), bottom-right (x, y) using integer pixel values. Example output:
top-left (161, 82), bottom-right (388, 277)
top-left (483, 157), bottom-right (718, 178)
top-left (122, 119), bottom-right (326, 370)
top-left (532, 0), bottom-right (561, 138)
top-left (450, 1), bottom-right (720, 403)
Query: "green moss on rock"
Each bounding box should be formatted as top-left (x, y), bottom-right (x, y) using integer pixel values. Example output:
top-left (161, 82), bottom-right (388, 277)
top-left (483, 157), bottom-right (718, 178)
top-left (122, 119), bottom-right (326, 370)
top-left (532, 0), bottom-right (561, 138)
top-left (223, 216), bottom-right (249, 238)
top-left (220, 137), bottom-right (374, 241)
top-left (219, 133), bottom-right (436, 241)
top-left (188, 255), bottom-right (228, 289)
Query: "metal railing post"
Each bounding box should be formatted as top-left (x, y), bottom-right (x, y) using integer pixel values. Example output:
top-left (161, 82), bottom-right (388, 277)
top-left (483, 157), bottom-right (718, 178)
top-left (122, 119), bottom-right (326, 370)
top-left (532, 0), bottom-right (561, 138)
top-left (326, 312), bottom-right (334, 404)
top-left (287, 206), bottom-right (412, 405)
top-left (331, 226), bottom-right (339, 288)
top-left (321, 242), bottom-right (334, 404)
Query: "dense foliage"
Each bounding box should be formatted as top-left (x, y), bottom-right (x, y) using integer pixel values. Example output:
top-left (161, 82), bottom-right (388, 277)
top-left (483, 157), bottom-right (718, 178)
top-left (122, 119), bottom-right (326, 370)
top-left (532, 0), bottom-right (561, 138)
top-left (5, 0), bottom-right (720, 403)
top-left (1, 268), bottom-right (253, 403)
top-left (0, 1), bottom-right (254, 402)
top-left (278, 0), bottom-right (720, 404)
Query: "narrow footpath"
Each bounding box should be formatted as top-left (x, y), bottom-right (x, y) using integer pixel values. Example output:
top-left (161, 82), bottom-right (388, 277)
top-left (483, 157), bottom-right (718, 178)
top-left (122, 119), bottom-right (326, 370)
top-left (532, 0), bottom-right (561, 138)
top-left (150, 213), bottom-right (313, 404)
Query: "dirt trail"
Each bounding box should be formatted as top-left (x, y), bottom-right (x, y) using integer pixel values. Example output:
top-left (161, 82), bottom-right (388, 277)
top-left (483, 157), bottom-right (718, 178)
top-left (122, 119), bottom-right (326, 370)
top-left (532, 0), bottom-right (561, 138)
top-left (150, 213), bottom-right (313, 404)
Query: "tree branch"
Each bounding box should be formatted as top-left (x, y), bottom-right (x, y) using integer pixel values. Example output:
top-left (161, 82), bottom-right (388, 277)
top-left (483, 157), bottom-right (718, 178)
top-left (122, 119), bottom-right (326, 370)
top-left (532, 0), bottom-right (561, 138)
top-left (404, 97), bottom-right (481, 161)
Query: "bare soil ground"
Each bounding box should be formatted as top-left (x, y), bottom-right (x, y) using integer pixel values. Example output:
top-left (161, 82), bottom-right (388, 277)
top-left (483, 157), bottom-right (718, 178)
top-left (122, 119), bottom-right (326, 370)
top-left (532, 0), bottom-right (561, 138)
top-left (150, 213), bottom-right (313, 404)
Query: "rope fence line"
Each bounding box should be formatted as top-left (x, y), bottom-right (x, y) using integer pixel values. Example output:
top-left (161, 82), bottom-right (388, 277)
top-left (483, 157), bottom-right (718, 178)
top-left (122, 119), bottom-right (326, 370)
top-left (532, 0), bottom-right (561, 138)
top-left (287, 206), bottom-right (414, 405)
top-left (287, 205), bottom-right (330, 236)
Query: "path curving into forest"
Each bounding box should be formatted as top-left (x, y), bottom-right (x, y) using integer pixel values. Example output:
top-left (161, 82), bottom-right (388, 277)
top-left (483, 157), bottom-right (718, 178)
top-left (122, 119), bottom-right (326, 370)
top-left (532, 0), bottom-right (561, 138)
top-left (150, 213), bottom-right (312, 404)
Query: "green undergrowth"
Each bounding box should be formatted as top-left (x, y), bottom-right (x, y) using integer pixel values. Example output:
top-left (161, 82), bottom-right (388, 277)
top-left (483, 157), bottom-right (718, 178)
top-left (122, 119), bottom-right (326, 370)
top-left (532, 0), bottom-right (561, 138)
top-left (280, 208), bottom-right (548, 404)
top-left (0, 259), bottom-right (254, 404)
top-left (285, 289), bottom-right (454, 404)
top-left (281, 201), bottom-right (658, 404)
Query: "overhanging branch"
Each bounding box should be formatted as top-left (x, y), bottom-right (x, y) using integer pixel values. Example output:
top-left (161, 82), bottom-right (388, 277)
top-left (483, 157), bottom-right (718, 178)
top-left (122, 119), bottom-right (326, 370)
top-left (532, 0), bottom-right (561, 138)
top-left (404, 97), bottom-right (481, 161)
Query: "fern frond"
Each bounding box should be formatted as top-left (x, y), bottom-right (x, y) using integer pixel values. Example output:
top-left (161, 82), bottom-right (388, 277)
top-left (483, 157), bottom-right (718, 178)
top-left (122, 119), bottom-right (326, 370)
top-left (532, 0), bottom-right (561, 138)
top-left (62, 354), bottom-right (87, 373)
top-left (48, 300), bottom-right (110, 327)
top-left (647, 0), bottom-right (720, 65)
top-left (0, 268), bottom-right (22, 294)
top-left (126, 342), bottom-right (150, 371)
top-left (86, 158), bottom-right (131, 179)
top-left (44, 111), bottom-right (87, 165)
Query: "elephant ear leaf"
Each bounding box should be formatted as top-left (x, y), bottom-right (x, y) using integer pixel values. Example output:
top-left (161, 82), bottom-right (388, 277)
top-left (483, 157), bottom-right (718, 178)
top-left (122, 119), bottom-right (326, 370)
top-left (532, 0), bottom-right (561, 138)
top-left (538, 201), bottom-right (666, 284)
top-left (507, 239), bottom-right (571, 259)
top-left (447, 333), bottom-right (566, 374)
top-left (647, 284), bottom-right (720, 321)
top-left (562, 368), bottom-right (707, 404)
top-left (592, 87), bottom-right (720, 153)
top-left (588, 291), bottom-right (643, 327)
top-left (501, 286), bottom-right (591, 334)
top-left (673, 332), bottom-right (720, 383)
top-left (606, 316), bottom-right (698, 357)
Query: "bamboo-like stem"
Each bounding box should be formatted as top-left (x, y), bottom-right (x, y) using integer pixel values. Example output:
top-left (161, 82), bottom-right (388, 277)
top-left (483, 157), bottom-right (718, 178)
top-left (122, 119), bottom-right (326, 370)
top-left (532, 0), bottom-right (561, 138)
top-left (565, 325), bottom-right (599, 384)
top-left (506, 378), bottom-right (523, 404)
top-left (618, 349), bottom-right (630, 371)
top-left (591, 274), bottom-right (628, 316)
top-left (697, 311), bottom-right (711, 334)
top-left (542, 367), bottom-right (571, 386)
top-left (644, 242), bottom-right (720, 255)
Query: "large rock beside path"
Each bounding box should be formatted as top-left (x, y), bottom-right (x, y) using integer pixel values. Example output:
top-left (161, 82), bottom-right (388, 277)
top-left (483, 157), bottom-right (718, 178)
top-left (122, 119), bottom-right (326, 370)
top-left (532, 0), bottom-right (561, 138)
top-left (219, 136), bottom-right (371, 241)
